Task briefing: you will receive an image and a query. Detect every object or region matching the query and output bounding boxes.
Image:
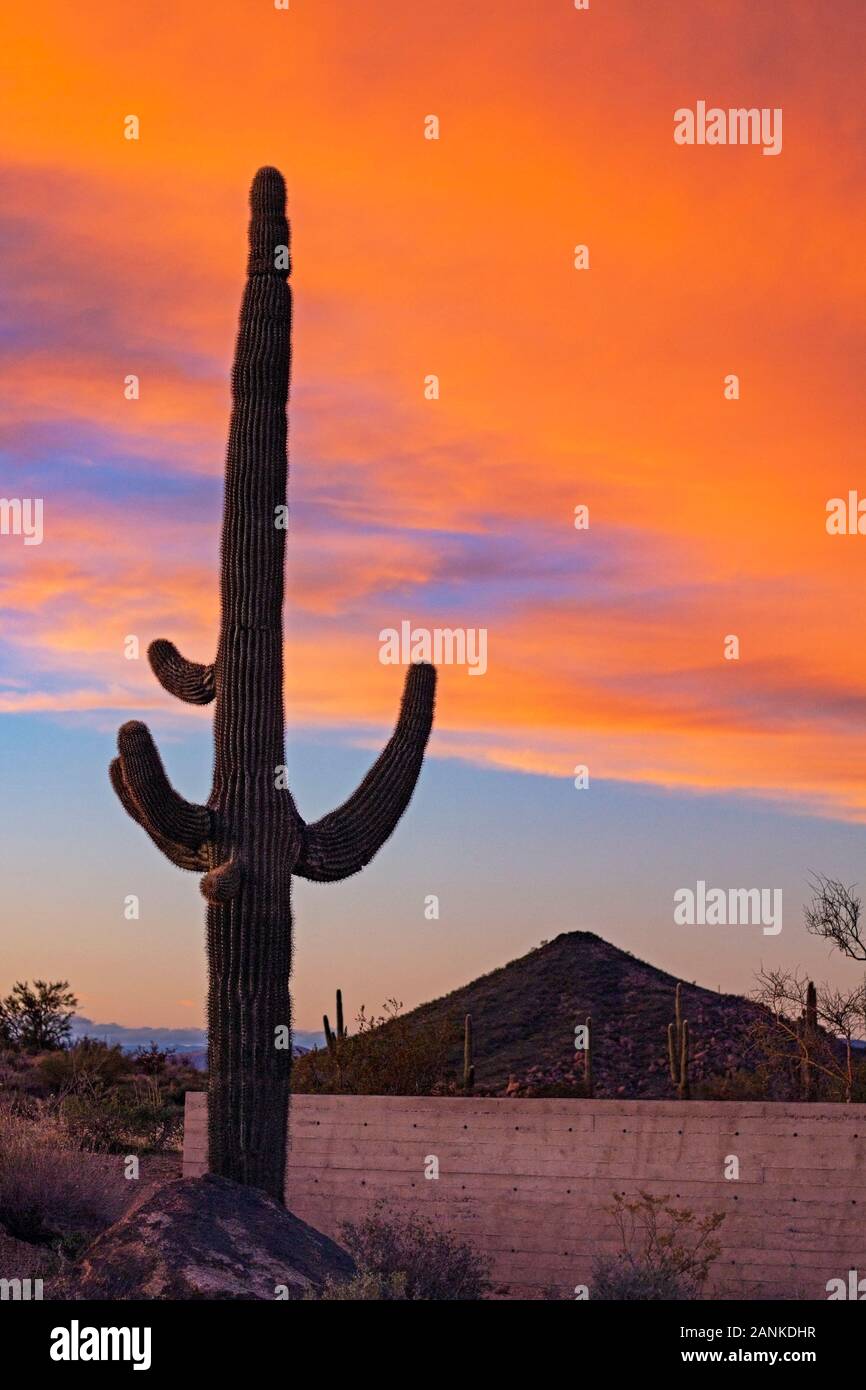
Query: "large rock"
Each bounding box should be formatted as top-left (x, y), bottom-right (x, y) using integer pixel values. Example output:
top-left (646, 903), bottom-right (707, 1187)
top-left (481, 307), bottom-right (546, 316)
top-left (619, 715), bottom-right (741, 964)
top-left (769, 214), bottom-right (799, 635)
top-left (75, 1175), bottom-right (355, 1300)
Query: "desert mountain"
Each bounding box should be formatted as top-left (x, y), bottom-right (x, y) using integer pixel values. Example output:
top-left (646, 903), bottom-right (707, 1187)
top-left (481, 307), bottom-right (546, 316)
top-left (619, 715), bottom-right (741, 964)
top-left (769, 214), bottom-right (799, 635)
top-left (402, 931), bottom-right (763, 1098)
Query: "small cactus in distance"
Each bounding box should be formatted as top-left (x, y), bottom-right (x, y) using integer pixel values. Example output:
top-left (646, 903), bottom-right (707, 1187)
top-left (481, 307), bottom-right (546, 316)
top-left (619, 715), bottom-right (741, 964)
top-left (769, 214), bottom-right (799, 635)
top-left (800, 979), bottom-right (818, 1101)
top-left (668, 983), bottom-right (690, 1099)
top-left (324, 988), bottom-right (349, 1092)
top-left (463, 1014), bottom-right (475, 1094)
top-left (583, 1014), bottom-right (593, 1097)
top-left (323, 988), bottom-right (347, 1054)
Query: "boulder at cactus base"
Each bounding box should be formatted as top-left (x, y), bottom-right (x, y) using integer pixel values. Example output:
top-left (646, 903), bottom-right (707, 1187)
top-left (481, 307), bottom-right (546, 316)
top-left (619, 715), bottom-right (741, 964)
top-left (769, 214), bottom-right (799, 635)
top-left (75, 1175), bottom-right (355, 1300)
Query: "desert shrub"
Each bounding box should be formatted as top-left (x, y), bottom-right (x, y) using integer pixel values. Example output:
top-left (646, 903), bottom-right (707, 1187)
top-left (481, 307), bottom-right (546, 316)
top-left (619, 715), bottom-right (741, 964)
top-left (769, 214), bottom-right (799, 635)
top-left (292, 999), bottom-right (459, 1096)
top-left (693, 1068), bottom-right (770, 1102)
top-left (591, 1255), bottom-right (695, 1300)
top-left (332, 1202), bottom-right (490, 1300)
top-left (749, 968), bottom-right (866, 1103)
top-left (62, 1077), bottom-right (182, 1154)
top-left (0, 1104), bottom-right (126, 1244)
top-left (312, 1271), bottom-right (410, 1301)
top-left (131, 1042), bottom-right (171, 1076)
top-left (591, 1191), bottom-right (724, 1301)
top-left (39, 1038), bottom-right (132, 1092)
top-left (0, 1048), bottom-right (48, 1106)
top-left (158, 1056), bottom-right (207, 1107)
top-left (0, 980), bottom-right (77, 1052)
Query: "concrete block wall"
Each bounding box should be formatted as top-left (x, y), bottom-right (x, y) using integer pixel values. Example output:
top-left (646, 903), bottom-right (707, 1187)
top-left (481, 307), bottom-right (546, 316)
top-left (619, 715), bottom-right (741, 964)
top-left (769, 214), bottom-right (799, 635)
top-left (183, 1093), bottom-right (866, 1299)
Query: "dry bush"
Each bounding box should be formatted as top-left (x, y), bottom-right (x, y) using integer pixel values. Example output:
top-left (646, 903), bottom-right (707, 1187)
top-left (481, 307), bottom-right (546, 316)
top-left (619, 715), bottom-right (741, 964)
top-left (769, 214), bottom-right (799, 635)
top-left (61, 1076), bottom-right (183, 1154)
top-left (38, 1038), bottom-right (133, 1092)
top-left (321, 1201), bottom-right (491, 1300)
top-left (0, 1102), bottom-right (127, 1246)
top-left (592, 1191), bottom-right (724, 1301)
top-left (293, 999), bottom-right (459, 1096)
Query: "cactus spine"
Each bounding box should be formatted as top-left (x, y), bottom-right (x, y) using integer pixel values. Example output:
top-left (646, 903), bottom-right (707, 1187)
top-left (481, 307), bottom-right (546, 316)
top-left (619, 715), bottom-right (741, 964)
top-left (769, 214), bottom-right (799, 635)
top-left (668, 983), bottom-right (690, 1099)
top-left (109, 169), bottom-right (436, 1199)
top-left (801, 979), bottom-right (817, 1101)
top-left (463, 1014), bottom-right (475, 1094)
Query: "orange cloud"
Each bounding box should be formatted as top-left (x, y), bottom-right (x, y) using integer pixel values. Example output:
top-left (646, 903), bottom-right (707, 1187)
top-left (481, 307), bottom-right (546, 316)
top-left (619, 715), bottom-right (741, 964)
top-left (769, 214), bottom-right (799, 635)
top-left (1, 0), bottom-right (864, 826)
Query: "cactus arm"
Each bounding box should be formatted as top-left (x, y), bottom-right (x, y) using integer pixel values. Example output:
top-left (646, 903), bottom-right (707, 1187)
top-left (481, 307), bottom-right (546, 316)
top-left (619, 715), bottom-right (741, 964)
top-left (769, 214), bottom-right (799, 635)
top-left (667, 1021), bottom-right (677, 1085)
top-left (335, 988), bottom-right (344, 1039)
top-left (109, 758), bottom-right (209, 871)
top-left (293, 663), bottom-right (436, 882)
top-left (148, 640), bottom-right (216, 705)
top-left (112, 721), bottom-right (211, 852)
top-left (200, 857), bottom-right (242, 904)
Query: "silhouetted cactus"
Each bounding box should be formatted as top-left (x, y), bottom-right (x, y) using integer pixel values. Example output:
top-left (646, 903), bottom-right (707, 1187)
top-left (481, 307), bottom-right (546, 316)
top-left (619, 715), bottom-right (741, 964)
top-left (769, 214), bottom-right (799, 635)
top-left (324, 988), bottom-right (348, 1091)
top-left (668, 983), bottom-right (690, 1099)
top-left (324, 988), bottom-right (347, 1055)
top-left (800, 979), bottom-right (818, 1101)
top-left (463, 1014), bottom-right (474, 1094)
top-left (110, 168), bottom-right (436, 1199)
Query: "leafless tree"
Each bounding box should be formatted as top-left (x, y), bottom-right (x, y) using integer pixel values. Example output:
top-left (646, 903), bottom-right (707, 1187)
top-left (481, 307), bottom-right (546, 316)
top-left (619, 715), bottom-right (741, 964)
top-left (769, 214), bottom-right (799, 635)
top-left (805, 875), bottom-right (866, 962)
top-left (750, 967), bottom-right (866, 1103)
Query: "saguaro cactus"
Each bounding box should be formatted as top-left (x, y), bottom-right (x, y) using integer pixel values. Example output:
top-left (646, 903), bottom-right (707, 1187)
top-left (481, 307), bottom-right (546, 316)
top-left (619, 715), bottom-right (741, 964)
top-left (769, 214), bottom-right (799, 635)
top-left (800, 979), bottom-right (818, 1101)
top-left (324, 988), bottom-right (348, 1091)
top-left (583, 1014), bottom-right (593, 1097)
top-left (463, 1014), bottom-right (475, 1094)
top-left (323, 988), bottom-right (347, 1055)
top-left (110, 168), bottom-right (436, 1200)
top-left (668, 983), bottom-right (690, 1099)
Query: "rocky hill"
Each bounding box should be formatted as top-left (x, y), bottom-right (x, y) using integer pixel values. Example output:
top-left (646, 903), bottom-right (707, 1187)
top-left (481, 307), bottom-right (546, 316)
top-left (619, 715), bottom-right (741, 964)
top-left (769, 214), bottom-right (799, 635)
top-left (402, 931), bottom-right (764, 1098)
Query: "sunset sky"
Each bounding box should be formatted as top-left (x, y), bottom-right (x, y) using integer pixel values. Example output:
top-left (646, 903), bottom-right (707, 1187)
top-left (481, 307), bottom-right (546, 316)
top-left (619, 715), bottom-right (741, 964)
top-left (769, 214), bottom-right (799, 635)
top-left (1, 1), bottom-right (865, 1030)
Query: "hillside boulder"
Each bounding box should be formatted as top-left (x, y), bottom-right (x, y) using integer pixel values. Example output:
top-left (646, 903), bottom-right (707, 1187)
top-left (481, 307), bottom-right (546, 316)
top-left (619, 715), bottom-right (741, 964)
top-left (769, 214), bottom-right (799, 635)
top-left (75, 1174), bottom-right (354, 1300)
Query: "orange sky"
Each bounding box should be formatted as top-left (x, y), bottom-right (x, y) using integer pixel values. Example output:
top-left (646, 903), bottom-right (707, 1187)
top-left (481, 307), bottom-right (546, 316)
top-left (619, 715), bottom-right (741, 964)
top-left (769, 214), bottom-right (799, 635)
top-left (2, 1), bottom-right (866, 1028)
top-left (1, 2), bottom-right (866, 1034)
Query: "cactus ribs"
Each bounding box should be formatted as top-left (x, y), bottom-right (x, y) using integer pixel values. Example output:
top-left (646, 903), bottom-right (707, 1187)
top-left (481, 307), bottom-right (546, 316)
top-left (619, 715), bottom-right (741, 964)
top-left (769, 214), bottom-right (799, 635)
top-left (110, 168), bottom-right (436, 1200)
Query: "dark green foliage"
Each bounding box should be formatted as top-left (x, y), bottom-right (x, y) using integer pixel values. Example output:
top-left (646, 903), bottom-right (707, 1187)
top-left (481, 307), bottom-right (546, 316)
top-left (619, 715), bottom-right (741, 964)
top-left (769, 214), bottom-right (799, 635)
top-left (109, 169), bottom-right (435, 1198)
top-left (0, 980), bottom-right (77, 1051)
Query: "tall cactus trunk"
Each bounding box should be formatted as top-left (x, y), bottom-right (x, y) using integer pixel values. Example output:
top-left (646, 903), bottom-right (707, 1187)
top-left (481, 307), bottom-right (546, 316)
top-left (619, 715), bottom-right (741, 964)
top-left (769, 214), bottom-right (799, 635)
top-left (668, 982), bottom-right (690, 1100)
top-left (463, 1014), bottom-right (475, 1094)
top-left (110, 169), bottom-right (436, 1202)
top-left (800, 979), bottom-right (817, 1103)
top-left (206, 167), bottom-right (294, 1197)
